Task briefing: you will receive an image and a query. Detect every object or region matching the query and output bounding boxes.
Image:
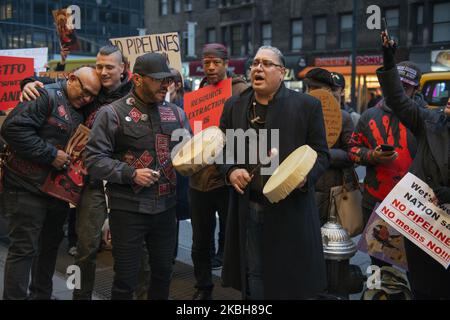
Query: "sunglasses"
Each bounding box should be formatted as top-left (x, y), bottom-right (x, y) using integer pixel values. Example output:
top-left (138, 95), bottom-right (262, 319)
top-left (250, 59), bottom-right (284, 69)
top-left (143, 75), bottom-right (174, 85)
top-left (76, 77), bottom-right (96, 99)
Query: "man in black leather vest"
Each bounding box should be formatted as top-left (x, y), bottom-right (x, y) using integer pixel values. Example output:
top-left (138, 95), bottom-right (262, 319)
top-left (1, 66), bottom-right (101, 300)
top-left (86, 53), bottom-right (190, 300)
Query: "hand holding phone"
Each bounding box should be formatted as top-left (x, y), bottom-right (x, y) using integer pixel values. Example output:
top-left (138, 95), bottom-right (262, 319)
top-left (373, 145), bottom-right (398, 164)
top-left (380, 144), bottom-right (395, 152)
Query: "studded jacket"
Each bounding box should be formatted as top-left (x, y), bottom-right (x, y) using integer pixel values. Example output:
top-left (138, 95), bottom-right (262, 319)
top-left (1, 81), bottom-right (83, 194)
top-left (85, 91), bottom-right (191, 214)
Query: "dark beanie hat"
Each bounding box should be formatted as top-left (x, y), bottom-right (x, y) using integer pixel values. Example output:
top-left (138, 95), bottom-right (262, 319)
top-left (202, 43), bottom-right (229, 60)
top-left (305, 67), bottom-right (334, 87)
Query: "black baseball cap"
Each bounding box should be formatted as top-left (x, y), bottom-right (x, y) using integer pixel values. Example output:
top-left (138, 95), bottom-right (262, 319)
top-left (133, 52), bottom-right (173, 79)
top-left (397, 61), bottom-right (422, 87)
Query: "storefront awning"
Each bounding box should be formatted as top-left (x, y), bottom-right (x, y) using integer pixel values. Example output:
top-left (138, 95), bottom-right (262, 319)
top-left (297, 65), bottom-right (382, 78)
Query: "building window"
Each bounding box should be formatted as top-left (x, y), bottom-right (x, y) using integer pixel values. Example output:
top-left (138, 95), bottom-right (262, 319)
top-left (221, 26), bottom-right (229, 49)
top-left (206, 0), bottom-right (217, 9)
top-left (185, 0), bottom-right (192, 11)
top-left (245, 23), bottom-right (253, 55)
top-left (433, 2), bottom-right (450, 43)
top-left (314, 16), bottom-right (327, 50)
top-left (33, 32), bottom-right (47, 48)
top-left (261, 23), bottom-right (271, 46)
top-left (0, 3), bottom-right (12, 20)
top-left (340, 14), bottom-right (352, 49)
top-left (385, 8), bottom-right (400, 42)
top-left (206, 27), bottom-right (216, 43)
top-left (160, 0), bottom-right (168, 16)
top-left (291, 19), bottom-right (303, 51)
top-left (173, 0), bottom-right (181, 13)
top-left (231, 25), bottom-right (242, 56)
top-left (414, 4), bottom-right (424, 44)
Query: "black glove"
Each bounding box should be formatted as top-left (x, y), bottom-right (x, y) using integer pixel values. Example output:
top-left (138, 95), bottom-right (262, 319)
top-left (381, 32), bottom-right (397, 71)
top-left (434, 186), bottom-right (450, 205)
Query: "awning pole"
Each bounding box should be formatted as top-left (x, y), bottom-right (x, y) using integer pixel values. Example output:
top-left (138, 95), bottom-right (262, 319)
top-left (351, 0), bottom-right (358, 111)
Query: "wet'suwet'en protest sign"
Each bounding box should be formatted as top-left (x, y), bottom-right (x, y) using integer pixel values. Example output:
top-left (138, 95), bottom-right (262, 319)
top-left (376, 172), bottom-right (450, 268)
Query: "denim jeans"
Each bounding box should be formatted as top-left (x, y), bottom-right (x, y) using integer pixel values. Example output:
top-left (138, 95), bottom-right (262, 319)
top-left (246, 204), bottom-right (264, 300)
top-left (2, 186), bottom-right (69, 300)
top-left (109, 208), bottom-right (176, 300)
top-left (190, 187), bottom-right (229, 290)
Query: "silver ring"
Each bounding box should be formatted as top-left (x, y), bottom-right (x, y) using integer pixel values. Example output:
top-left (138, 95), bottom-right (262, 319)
top-left (62, 164), bottom-right (68, 170)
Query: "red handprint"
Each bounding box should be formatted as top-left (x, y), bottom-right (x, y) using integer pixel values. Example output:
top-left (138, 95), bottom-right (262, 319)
top-left (367, 115), bottom-right (413, 201)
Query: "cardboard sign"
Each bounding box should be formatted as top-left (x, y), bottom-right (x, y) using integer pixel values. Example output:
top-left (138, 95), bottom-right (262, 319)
top-left (308, 89), bottom-right (342, 148)
top-left (110, 32), bottom-right (182, 72)
top-left (358, 204), bottom-right (408, 270)
top-left (0, 56), bottom-right (34, 111)
top-left (183, 78), bottom-right (232, 133)
top-left (376, 172), bottom-right (450, 268)
top-left (52, 8), bottom-right (80, 51)
top-left (38, 71), bottom-right (69, 79)
top-left (41, 124), bottom-right (90, 206)
top-left (0, 48), bottom-right (48, 73)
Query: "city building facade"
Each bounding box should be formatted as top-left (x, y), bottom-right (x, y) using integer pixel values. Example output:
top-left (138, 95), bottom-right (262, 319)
top-left (0, 0), bottom-right (145, 58)
top-left (145, 0), bottom-right (450, 110)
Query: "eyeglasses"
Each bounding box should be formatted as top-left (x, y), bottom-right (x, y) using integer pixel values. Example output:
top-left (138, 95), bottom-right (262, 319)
top-left (250, 59), bottom-right (284, 69)
top-left (76, 77), bottom-right (96, 99)
top-left (202, 59), bottom-right (224, 67)
top-left (144, 75), bottom-right (174, 86)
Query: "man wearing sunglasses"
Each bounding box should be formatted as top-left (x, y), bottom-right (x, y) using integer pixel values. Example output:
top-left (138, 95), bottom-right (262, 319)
top-left (218, 46), bottom-right (330, 299)
top-left (189, 43), bottom-right (247, 300)
top-left (1, 66), bottom-right (101, 299)
top-left (20, 45), bottom-right (162, 300)
top-left (85, 52), bottom-right (190, 300)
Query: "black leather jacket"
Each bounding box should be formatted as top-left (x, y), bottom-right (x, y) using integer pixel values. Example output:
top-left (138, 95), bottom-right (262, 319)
top-left (1, 81), bottom-right (83, 194)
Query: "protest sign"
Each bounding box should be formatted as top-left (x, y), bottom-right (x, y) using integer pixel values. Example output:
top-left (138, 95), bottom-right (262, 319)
top-left (376, 172), bottom-right (450, 268)
top-left (0, 47), bottom-right (48, 73)
top-left (110, 32), bottom-right (182, 72)
top-left (183, 78), bottom-right (232, 133)
top-left (308, 89), bottom-right (342, 148)
top-left (358, 204), bottom-right (408, 270)
top-left (52, 8), bottom-right (80, 51)
top-left (41, 124), bottom-right (90, 206)
top-left (39, 71), bottom-right (70, 79)
top-left (0, 56), bottom-right (34, 111)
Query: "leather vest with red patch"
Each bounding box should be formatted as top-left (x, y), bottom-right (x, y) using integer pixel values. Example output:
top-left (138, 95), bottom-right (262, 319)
top-left (108, 93), bottom-right (183, 214)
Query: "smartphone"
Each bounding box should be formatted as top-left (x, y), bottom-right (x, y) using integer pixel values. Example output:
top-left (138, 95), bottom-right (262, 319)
top-left (380, 144), bottom-right (395, 152)
top-left (382, 18), bottom-right (390, 41)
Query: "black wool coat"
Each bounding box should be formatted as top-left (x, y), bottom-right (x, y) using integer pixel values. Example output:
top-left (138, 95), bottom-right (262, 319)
top-left (218, 84), bottom-right (330, 299)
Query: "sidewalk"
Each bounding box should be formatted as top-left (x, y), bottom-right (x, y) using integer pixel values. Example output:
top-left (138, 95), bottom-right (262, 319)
top-left (0, 219), bottom-right (371, 300)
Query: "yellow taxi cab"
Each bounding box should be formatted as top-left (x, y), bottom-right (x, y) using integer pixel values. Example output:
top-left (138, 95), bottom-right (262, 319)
top-left (420, 72), bottom-right (450, 109)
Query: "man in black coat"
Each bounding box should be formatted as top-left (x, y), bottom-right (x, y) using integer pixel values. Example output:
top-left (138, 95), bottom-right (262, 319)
top-left (1, 67), bottom-right (101, 299)
top-left (219, 46), bottom-right (329, 299)
top-left (378, 32), bottom-right (450, 299)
